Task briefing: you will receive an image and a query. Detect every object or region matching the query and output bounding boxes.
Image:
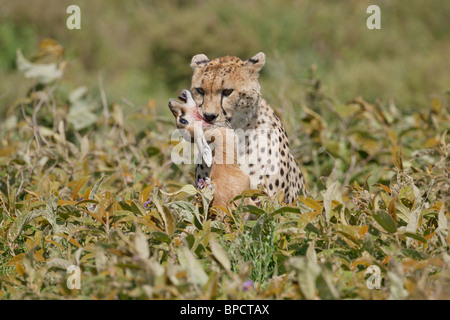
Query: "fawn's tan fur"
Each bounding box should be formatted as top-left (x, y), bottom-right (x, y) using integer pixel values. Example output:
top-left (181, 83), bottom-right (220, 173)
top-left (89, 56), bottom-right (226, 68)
top-left (205, 127), bottom-right (250, 209)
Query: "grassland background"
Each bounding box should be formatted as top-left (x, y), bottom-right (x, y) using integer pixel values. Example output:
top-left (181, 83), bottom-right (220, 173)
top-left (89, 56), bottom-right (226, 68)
top-left (1, 0), bottom-right (449, 114)
top-left (0, 0), bottom-right (449, 300)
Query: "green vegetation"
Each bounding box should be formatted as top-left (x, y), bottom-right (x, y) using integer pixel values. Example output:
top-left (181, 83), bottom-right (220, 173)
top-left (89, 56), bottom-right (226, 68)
top-left (0, 0), bottom-right (449, 300)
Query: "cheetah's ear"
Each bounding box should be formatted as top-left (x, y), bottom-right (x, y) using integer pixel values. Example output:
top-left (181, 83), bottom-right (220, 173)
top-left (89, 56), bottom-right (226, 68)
top-left (245, 52), bottom-right (266, 74)
top-left (190, 54), bottom-right (210, 70)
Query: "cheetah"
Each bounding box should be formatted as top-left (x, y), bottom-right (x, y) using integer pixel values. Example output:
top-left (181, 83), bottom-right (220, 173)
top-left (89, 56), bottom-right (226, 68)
top-left (188, 52), bottom-right (307, 204)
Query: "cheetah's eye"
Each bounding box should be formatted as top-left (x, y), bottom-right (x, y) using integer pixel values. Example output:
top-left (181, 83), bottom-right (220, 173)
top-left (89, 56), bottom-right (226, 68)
top-left (179, 118), bottom-right (188, 125)
top-left (196, 87), bottom-right (205, 96)
top-left (222, 89), bottom-right (234, 97)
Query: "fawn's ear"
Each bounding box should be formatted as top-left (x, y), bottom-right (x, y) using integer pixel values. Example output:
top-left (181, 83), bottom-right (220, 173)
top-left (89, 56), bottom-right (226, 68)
top-left (168, 99), bottom-right (182, 117)
top-left (190, 54), bottom-right (210, 70)
top-left (245, 52), bottom-right (266, 74)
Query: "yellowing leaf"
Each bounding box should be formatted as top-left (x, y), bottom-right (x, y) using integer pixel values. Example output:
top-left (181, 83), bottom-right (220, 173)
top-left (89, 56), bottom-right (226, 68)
top-left (160, 184), bottom-right (198, 197)
top-left (71, 175), bottom-right (90, 200)
top-left (376, 184), bottom-right (391, 195)
top-left (351, 257), bottom-right (373, 270)
top-left (297, 211), bottom-right (320, 230)
top-left (34, 249), bottom-right (46, 262)
top-left (360, 225), bottom-right (369, 236)
top-left (298, 197), bottom-right (322, 212)
top-left (15, 263), bottom-right (26, 276)
top-left (6, 253), bottom-right (26, 267)
top-left (323, 181), bottom-right (340, 222)
top-left (387, 197), bottom-right (398, 224)
top-left (139, 185), bottom-right (155, 203)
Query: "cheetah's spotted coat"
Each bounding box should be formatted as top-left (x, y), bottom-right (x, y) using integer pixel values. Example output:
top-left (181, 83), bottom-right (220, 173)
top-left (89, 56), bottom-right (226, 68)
top-left (189, 52), bottom-right (307, 204)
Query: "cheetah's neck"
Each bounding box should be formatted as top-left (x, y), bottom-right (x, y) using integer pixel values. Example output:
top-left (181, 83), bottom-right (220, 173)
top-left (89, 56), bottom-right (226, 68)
top-left (234, 98), bottom-right (275, 131)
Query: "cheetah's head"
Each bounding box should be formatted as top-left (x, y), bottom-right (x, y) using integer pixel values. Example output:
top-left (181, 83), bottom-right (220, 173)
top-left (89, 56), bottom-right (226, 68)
top-left (190, 52), bottom-right (265, 129)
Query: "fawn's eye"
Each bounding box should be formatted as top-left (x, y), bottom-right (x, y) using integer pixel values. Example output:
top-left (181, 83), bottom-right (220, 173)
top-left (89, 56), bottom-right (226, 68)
top-left (222, 88), bottom-right (234, 97)
top-left (196, 87), bottom-right (205, 95)
top-left (179, 118), bottom-right (188, 125)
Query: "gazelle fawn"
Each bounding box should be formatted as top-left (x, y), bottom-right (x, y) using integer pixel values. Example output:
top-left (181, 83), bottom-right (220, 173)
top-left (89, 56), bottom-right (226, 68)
top-left (168, 90), bottom-right (251, 211)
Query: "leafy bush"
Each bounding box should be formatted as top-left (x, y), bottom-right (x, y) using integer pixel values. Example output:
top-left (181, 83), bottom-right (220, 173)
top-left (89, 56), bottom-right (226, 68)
top-left (0, 42), bottom-right (448, 300)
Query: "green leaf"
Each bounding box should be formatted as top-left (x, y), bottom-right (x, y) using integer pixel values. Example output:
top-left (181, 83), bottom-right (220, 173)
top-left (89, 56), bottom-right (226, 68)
top-left (400, 249), bottom-right (427, 260)
top-left (373, 210), bottom-right (397, 233)
top-left (374, 212), bottom-right (396, 234)
top-left (399, 186), bottom-right (415, 209)
top-left (117, 201), bottom-right (132, 212)
top-left (362, 234), bottom-right (375, 255)
top-left (297, 211), bottom-right (320, 231)
top-left (130, 199), bottom-right (146, 216)
top-left (166, 201), bottom-right (195, 222)
top-left (242, 205), bottom-right (266, 216)
top-left (89, 175), bottom-right (107, 200)
top-left (7, 209), bottom-right (44, 242)
top-left (151, 231), bottom-right (172, 244)
top-left (270, 206), bottom-right (301, 215)
top-left (192, 220), bottom-right (211, 253)
top-left (44, 194), bottom-right (62, 232)
top-left (210, 238), bottom-right (231, 273)
top-left (305, 223), bottom-right (321, 235)
top-left (200, 184), bottom-right (215, 215)
top-left (75, 199), bottom-right (99, 206)
top-left (152, 197), bottom-right (176, 236)
top-left (403, 232), bottom-right (427, 243)
top-left (178, 245), bottom-right (208, 286)
top-left (288, 256), bottom-right (321, 300)
top-left (322, 181), bottom-right (340, 222)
